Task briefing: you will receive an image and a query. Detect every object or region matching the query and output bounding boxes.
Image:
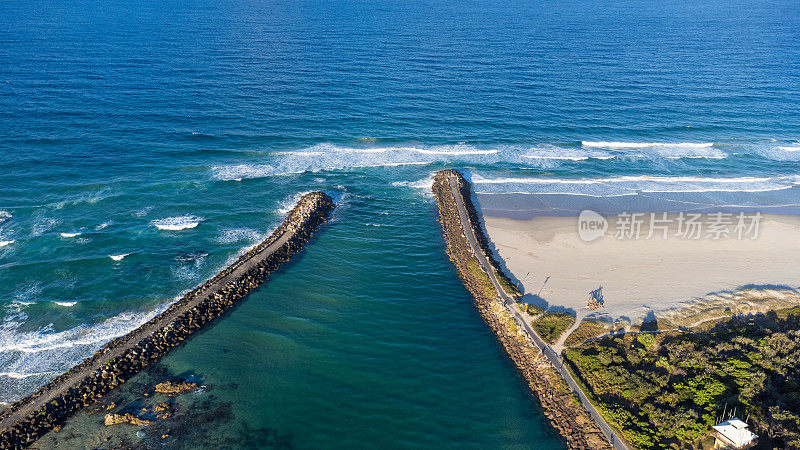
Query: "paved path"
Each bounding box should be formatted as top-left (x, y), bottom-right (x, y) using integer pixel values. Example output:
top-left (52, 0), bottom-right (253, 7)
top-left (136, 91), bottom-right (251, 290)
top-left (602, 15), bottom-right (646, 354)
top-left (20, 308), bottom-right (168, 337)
top-left (445, 174), bottom-right (631, 450)
top-left (0, 226), bottom-right (297, 433)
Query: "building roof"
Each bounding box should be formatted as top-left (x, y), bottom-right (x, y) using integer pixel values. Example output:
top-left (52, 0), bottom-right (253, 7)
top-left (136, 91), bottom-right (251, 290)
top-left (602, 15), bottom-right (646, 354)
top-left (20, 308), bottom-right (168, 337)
top-left (712, 418), bottom-right (758, 447)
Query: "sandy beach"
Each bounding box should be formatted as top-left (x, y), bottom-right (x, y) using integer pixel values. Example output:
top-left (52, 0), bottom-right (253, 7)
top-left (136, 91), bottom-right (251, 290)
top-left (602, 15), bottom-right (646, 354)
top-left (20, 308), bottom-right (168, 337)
top-left (483, 213), bottom-right (800, 327)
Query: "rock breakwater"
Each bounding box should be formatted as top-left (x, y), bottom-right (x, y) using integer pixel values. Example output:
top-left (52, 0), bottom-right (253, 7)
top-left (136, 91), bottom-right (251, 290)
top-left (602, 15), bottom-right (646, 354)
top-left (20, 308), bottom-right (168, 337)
top-left (0, 192), bottom-right (335, 449)
top-left (431, 170), bottom-right (611, 450)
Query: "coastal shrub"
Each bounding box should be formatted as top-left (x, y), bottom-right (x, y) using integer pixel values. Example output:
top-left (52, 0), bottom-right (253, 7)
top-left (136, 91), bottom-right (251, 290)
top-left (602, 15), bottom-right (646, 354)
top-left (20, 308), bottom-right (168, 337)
top-left (636, 332), bottom-right (657, 350)
top-left (532, 311), bottom-right (575, 344)
top-left (564, 319), bottom-right (611, 347)
top-left (523, 303), bottom-right (544, 317)
top-left (467, 258), bottom-right (495, 298)
top-left (563, 312), bottom-right (800, 449)
top-left (495, 273), bottom-right (520, 297)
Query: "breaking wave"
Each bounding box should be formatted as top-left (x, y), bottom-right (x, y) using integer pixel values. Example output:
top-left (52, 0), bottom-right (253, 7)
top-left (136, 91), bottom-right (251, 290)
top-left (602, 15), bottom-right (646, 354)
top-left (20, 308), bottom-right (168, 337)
top-left (0, 304), bottom-right (167, 403)
top-left (207, 141), bottom-right (800, 181)
top-left (151, 216), bottom-right (203, 231)
top-left (581, 141), bottom-right (715, 149)
top-left (470, 174), bottom-right (800, 196)
top-left (216, 228), bottom-right (264, 244)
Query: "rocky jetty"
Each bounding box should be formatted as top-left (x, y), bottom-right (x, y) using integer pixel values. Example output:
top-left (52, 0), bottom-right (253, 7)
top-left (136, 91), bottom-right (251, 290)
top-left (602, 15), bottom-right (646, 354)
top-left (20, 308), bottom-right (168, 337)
top-left (431, 170), bottom-right (612, 450)
top-left (0, 192), bottom-right (335, 449)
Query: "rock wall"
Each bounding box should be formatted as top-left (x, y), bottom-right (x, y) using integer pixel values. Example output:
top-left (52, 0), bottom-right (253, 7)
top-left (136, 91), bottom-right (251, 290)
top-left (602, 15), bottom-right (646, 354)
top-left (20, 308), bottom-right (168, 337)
top-left (0, 192), bottom-right (335, 449)
top-left (432, 170), bottom-right (612, 450)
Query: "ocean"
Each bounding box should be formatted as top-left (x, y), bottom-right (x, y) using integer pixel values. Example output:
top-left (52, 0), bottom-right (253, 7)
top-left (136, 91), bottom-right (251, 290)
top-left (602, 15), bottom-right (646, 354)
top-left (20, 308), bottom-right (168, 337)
top-left (1, 0), bottom-right (798, 447)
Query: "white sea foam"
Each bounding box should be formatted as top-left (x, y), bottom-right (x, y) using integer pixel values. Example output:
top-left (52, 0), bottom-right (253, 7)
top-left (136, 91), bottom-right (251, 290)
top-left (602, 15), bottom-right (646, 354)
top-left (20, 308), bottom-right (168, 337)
top-left (411, 148), bottom-right (499, 155)
top-left (151, 216), bottom-right (203, 230)
top-left (31, 217), bottom-right (60, 236)
top-left (0, 303), bottom-right (170, 403)
top-left (582, 141), bottom-right (714, 149)
top-left (210, 142), bottom-right (738, 180)
top-left (216, 228), bottom-right (263, 244)
top-left (211, 143), bottom-right (514, 180)
top-left (278, 192), bottom-right (313, 214)
top-left (95, 222), bottom-right (111, 230)
top-left (0, 371), bottom-right (57, 379)
top-left (0, 211), bottom-right (11, 223)
top-left (53, 301), bottom-right (77, 307)
top-left (470, 174), bottom-right (800, 196)
top-left (778, 146), bottom-right (800, 152)
top-left (0, 306), bottom-right (167, 358)
top-left (60, 232), bottom-right (82, 238)
top-left (109, 253), bottom-right (129, 261)
top-left (524, 155), bottom-right (589, 161)
top-left (0, 240), bottom-right (14, 247)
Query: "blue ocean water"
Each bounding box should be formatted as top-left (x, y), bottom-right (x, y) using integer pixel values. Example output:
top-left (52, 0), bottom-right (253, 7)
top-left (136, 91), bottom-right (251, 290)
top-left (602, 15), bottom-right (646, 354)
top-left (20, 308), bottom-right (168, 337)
top-left (1, 0), bottom-right (799, 447)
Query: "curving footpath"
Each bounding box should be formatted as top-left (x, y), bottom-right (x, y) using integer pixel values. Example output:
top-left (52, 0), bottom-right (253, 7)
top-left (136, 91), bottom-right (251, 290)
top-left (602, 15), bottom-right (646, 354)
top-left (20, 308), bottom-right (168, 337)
top-left (434, 170), bottom-right (630, 450)
top-left (0, 192), bottom-right (335, 449)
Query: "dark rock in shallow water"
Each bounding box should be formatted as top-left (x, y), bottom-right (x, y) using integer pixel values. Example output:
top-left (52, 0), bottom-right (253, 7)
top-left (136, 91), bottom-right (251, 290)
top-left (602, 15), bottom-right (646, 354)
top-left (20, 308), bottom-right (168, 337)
top-left (153, 382), bottom-right (197, 396)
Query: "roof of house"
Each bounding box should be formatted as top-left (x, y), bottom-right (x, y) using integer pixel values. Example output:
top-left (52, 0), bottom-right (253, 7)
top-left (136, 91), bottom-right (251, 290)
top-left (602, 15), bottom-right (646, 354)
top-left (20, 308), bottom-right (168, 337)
top-left (712, 418), bottom-right (758, 447)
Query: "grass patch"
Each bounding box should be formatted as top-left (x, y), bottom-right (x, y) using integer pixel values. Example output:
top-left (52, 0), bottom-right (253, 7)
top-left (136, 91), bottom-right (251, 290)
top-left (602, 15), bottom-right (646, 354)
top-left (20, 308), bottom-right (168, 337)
top-left (495, 273), bottom-right (520, 297)
top-left (532, 311), bottom-right (575, 344)
top-left (467, 258), bottom-right (495, 298)
top-left (564, 319), bottom-right (612, 347)
top-left (522, 303), bottom-right (544, 317)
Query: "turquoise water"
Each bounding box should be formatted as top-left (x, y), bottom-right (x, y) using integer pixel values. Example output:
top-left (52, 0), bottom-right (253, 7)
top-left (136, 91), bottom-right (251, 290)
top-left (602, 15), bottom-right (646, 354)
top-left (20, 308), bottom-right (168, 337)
top-left (1, 0), bottom-right (799, 447)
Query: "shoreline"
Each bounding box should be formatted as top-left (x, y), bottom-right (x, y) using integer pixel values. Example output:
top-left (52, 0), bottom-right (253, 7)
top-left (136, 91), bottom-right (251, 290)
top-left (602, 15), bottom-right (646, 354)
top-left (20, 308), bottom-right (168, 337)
top-left (431, 170), bottom-right (617, 449)
top-left (0, 193), bottom-right (335, 449)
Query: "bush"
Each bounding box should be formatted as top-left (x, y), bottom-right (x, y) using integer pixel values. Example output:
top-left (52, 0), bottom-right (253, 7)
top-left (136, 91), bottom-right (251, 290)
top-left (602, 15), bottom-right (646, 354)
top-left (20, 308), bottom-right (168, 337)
top-left (562, 312), bottom-right (800, 449)
top-left (532, 311), bottom-right (576, 344)
top-left (564, 320), bottom-right (611, 347)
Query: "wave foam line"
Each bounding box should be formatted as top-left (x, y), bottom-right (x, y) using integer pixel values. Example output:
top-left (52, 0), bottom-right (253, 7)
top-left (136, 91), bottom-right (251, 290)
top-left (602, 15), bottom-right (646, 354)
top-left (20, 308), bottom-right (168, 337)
top-left (0, 371), bottom-right (58, 380)
top-left (151, 216), bottom-right (203, 230)
top-left (0, 306), bottom-right (168, 355)
top-left (472, 175), bottom-right (774, 184)
top-left (470, 174), bottom-right (800, 196)
top-left (0, 240), bottom-right (14, 247)
top-left (582, 141), bottom-right (714, 149)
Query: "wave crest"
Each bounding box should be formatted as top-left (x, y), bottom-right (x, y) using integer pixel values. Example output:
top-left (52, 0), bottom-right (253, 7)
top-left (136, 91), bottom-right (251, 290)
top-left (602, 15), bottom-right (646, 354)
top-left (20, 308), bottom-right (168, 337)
top-left (151, 216), bottom-right (203, 230)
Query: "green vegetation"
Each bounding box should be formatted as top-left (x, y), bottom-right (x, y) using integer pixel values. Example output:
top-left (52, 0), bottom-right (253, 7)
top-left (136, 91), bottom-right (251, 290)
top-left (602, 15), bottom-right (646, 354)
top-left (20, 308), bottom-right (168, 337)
top-left (564, 319), bottom-right (612, 347)
top-left (522, 303), bottom-right (544, 317)
top-left (467, 258), bottom-right (495, 298)
top-left (563, 310), bottom-right (800, 449)
top-left (532, 311), bottom-right (575, 344)
top-left (495, 272), bottom-right (520, 297)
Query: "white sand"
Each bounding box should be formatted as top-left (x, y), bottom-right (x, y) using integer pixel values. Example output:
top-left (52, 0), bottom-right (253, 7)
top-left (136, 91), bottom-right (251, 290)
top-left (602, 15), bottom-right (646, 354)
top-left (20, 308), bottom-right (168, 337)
top-left (484, 214), bottom-right (800, 325)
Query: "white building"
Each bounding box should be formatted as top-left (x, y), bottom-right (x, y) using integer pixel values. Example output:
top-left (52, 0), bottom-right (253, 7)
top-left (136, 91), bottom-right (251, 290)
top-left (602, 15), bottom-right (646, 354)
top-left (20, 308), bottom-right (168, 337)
top-left (712, 418), bottom-right (758, 449)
